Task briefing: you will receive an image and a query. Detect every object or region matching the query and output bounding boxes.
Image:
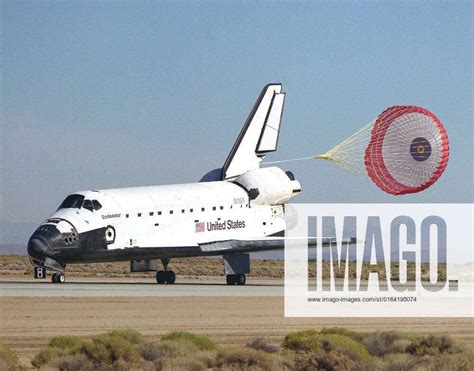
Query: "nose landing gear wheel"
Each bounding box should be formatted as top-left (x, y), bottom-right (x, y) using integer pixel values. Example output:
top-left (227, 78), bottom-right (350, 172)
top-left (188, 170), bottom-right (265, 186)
top-left (52, 273), bottom-right (65, 283)
top-left (156, 270), bottom-right (176, 284)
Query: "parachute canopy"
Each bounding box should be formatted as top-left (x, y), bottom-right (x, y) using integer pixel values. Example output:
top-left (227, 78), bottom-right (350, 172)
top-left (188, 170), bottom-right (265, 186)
top-left (315, 106), bottom-right (449, 195)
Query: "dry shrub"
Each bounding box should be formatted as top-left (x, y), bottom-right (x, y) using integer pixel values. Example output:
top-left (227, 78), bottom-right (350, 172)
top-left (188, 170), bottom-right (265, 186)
top-left (110, 358), bottom-right (155, 371)
top-left (160, 356), bottom-right (208, 371)
top-left (48, 335), bottom-right (85, 351)
top-left (153, 350), bottom-right (217, 371)
top-left (428, 352), bottom-right (474, 371)
top-left (28, 328), bottom-right (472, 371)
top-left (247, 338), bottom-right (278, 353)
top-left (283, 329), bottom-right (321, 352)
top-left (320, 327), bottom-right (366, 342)
top-left (160, 331), bottom-right (216, 351)
top-left (318, 334), bottom-right (372, 364)
top-left (140, 341), bottom-right (181, 362)
top-left (83, 332), bottom-right (143, 365)
top-left (51, 353), bottom-right (95, 371)
top-left (0, 359), bottom-right (12, 371)
top-left (312, 350), bottom-right (357, 371)
top-left (31, 346), bottom-right (66, 368)
top-left (99, 329), bottom-right (145, 345)
top-left (364, 331), bottom-right (409, 357)
top-left (380, 353), bottom-right (428, 371)
top-left (193, 350), bottom-right (219, 368)
top-left (283, 329), bottom-right (372, 364)
top-left (406, 334), bottom-right (458, 356)
top-left (285, 350), bottom-right (357, 371)
top-left (0, 341), bottom-right (18, 370)
top-left (32, 329), bottom-right (147, 368)
top-left (217, 347), bottom-right (282, 370)
top-left (140, 336), bottom-right (218, 370)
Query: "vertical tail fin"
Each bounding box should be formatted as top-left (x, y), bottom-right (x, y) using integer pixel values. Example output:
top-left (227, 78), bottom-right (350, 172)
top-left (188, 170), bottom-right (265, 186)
top-left (221, 83), bottom-right (286, 180)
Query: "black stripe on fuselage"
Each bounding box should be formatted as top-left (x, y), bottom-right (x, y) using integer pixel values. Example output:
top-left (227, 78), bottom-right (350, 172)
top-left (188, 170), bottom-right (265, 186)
top-left (52, 237), bottom-right (287, 264)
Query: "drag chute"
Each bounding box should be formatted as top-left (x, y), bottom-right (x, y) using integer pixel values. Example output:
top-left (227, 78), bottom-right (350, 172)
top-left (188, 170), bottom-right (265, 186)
top-left (314, 106), bottom-right (449, 195)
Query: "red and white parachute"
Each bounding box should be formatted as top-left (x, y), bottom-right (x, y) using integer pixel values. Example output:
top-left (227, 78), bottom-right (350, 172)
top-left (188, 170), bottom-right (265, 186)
top-left (314, 106), bottom-right (449, 195)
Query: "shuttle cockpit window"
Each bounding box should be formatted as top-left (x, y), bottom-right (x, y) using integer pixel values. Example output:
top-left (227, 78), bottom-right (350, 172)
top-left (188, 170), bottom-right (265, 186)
top-left (58, 194), bottom-right (85, 210)
top-left (92, 200), bottom-right (102, 210)
top-left (82, 199), bottom-right (102, 212)
top-left (82, 199), bottom-right (93, 211)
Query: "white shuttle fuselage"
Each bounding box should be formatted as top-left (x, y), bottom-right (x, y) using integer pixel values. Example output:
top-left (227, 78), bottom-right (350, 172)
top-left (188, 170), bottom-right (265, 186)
top-left (50, 167), bottom-right (299, 251)
top-left (28, 84), bottom-right (302, 285)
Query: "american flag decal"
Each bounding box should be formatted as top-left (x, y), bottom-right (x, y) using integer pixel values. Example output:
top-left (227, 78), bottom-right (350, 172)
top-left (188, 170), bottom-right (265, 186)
top-left (195, 222), bottom-right (205, 233)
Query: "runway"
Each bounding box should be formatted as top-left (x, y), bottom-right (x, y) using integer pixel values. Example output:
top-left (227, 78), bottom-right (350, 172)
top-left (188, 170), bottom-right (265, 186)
top-left (0, 277), bottom-right (282, 297)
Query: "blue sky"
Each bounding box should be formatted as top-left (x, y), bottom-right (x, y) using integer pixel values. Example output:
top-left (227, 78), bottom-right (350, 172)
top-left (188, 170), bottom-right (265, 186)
top-left (1, 1), bottom-right (472, 226)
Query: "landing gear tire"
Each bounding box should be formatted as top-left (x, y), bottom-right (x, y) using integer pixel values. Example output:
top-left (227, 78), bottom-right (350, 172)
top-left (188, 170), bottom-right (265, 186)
top-left (226, 274), bottom-right (246, 285)
top-left (52, 273), bottom-right (65, 284)
top-left (226, 275), bottom-right (236, 285)
top-left (156, 271), bottom-right (165, 284)
top-left (236, 273), bottom-right (246, 285)
top-left (166, 271), bottom-right (176, 284)
top-left (156, 270), bottom-right (176, 284)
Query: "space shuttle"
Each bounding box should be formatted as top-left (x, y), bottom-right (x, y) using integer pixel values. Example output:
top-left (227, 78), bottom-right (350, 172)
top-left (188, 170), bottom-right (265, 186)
top-left (27, 84), bottom-right (303, 285)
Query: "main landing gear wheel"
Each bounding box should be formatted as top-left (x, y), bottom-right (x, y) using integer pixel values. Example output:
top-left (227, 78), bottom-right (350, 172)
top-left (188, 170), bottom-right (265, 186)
top-left (52, 272), bottom-right (65, 284)
top-left (226, 274), bottom-right (246, 285)
top-left (156, 270), bottom-right (176, 284)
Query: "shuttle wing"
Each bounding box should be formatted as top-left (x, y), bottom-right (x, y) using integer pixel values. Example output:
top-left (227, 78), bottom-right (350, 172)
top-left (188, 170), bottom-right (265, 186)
top-left (221, 83), bottom-right (286, 180)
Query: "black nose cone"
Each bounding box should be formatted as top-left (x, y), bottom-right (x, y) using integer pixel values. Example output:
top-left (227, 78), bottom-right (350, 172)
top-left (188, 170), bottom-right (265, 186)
top-left (27, 237), bottom-right (49, 260)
